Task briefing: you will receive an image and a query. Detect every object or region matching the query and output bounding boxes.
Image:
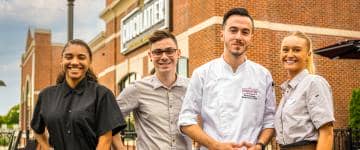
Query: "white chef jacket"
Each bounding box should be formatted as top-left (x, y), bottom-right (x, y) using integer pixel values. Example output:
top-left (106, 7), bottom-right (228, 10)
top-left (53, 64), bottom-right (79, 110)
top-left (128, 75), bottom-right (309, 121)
top-left (178, 57), bottom-right (276, 149)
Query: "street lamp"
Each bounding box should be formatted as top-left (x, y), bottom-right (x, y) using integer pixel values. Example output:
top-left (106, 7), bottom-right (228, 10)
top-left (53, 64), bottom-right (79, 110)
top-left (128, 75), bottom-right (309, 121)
top-left (68, 0), bottom-right (75, 41)
top-left (0, 80), bottom-right (6, 87)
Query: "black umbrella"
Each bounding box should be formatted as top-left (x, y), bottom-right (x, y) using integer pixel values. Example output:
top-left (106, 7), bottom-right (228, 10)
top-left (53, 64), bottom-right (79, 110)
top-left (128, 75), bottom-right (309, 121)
top-left (0, 80), bottom-right (6, 87)
top-left (314, 40), bottom-right (360, 59)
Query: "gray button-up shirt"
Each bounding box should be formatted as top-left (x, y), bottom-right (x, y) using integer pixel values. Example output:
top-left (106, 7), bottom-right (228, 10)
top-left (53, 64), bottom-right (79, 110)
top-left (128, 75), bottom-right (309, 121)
top-left (274, 69), bottom-right (335, 145)
top-left (117, 75), bottom-right (192, 150)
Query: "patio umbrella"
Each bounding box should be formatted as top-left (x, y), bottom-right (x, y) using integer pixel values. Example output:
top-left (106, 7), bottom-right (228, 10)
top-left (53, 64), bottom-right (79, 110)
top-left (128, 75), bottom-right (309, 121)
top-left (314, 40), bottom-right (360, 59)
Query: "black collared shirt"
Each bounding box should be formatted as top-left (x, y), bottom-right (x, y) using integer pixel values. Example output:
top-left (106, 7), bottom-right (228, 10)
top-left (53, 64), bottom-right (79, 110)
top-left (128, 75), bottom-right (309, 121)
top-left (31, 77), bottom-right (126, 150)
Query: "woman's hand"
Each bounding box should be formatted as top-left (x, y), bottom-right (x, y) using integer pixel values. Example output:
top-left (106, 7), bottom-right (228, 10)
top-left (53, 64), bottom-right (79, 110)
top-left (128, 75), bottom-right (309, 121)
top-left (97, 131), bottom-right (112, 150)
top-left (112, 134), bottom-right (126, 150)
top-left (34, 132), bottom-right (51, 150)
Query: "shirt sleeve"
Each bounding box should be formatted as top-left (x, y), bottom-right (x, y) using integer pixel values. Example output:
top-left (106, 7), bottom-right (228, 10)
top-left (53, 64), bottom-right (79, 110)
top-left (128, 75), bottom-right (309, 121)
top-left (262, 74), bottom-right (276, 129)
top-left (116, 83), bottom-right (140, 117)
top-left (30, 92), bottom-right (45, 134)
top-left (178, 68), bottom-right (203, 129)
top-left (96, 89), bottom-right (127, 136)
top-left (306, 76), bottom-right (335, 129)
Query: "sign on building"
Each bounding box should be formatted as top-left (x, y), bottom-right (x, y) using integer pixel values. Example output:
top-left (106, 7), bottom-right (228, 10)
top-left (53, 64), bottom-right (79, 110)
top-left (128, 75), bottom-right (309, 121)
top-left (121, 0), bottom-right (170, 54)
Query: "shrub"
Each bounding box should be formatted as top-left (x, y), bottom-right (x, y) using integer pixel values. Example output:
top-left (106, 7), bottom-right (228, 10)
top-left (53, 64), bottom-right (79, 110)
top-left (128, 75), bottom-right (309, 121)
top-left (350, 88), bottom-right (360, 129)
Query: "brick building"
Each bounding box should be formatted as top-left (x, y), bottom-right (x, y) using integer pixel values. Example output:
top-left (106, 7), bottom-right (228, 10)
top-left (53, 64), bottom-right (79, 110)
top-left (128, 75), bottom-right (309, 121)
top-left (20, 0), bottom-right (360, 147)
top-left (19, 29), bottom-right (63, 147)
top-left (94, 0), bottom-right (359, 127)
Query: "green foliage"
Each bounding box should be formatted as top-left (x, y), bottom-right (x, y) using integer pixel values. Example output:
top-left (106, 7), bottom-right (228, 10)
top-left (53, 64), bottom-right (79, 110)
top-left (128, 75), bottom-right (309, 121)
top-left (6, 104), bottom-right (19, 125)
top-left (0, 116), bottom-right (3, 124)
top-left (0, 104), bottom-right (19, 146)
top-left (0, 104), bottom-right (19, 126)
top-left (350, 88), bottom-right (360, 128)
top-left (0, 136), bottom-right (10, 146)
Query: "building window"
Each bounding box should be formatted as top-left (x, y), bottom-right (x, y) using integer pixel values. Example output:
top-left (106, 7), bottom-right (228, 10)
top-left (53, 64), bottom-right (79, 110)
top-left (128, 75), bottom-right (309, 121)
top-left (117, 73), bottom-right (138, 138)
top-left (177, 56), bottom-right (188, 77)
top-left (118, 72), bottom-right (137, 93)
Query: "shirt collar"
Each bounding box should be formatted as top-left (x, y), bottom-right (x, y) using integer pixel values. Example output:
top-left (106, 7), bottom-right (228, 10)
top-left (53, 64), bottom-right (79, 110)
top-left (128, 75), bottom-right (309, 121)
top-left (280, 69), bottom-right (309, 90)
top-left (61, 77), bottom-right (87, 97)
top-left (151, 75), bottom-right (186, 90)
top-left (220, 55), bottom-right (248, 74)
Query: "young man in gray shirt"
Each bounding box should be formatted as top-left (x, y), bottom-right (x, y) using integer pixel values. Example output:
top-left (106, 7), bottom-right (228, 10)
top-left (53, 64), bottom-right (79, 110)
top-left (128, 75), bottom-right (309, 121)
top-left (113, 30), bottom-right (191, 150)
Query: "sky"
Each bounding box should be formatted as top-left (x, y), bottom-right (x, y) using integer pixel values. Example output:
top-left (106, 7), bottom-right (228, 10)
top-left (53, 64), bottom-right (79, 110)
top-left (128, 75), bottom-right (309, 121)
top-left (0, 0), bottom-right (105, 115)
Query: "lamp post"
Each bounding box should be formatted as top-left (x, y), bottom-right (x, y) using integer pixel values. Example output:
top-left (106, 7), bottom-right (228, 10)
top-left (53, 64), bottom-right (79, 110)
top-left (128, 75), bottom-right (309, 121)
top-left (68, 0), bottom-right (75, 41)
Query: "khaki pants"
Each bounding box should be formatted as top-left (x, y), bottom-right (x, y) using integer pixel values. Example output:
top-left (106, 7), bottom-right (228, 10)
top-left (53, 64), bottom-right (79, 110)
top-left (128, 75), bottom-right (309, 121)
top-left (280, 143), bottom-right (316, 150)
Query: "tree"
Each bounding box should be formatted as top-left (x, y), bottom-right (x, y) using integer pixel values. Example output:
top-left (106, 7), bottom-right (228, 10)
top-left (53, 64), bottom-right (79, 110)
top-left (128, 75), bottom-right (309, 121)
top-left (5, 104), bottom-right (19, 125)
top-left (0, 116), bottom-right (3, 125)
top-left (0, 104), bottom-right (19, 125)
top-left (350, 88), bottom-right (360, 128)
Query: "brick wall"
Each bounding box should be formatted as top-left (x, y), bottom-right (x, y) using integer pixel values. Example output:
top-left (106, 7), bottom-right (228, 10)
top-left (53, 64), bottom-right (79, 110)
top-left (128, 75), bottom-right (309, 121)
top-left (188, 0), bottom-right (216, 27)
top-left (215, 0), bottom-right (360, 30)
top-left (188, 25), bottom-right (223, 74)
top-left (51, 46), bottom-right (63, 85)
top-left (172, 0), bottom-right (190, 35)
top-left (34, 32), bottom-right (52, 91)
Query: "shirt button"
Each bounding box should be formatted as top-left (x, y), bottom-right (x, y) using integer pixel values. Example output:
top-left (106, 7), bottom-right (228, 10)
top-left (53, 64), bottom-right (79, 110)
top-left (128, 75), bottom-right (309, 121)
top-left (67, 130), bottom-right (71, 134)
top-left (170, 121), bottom-right (173, 124)
top-left (169, 105), bottom-right (172, 108)
top-left (68, 110), bottom-right (72, 113)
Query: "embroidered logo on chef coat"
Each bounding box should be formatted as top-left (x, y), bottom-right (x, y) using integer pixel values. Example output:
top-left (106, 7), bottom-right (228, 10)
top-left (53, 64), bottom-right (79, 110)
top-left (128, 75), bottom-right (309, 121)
top-left (241, 88), bottom-right (259, 100)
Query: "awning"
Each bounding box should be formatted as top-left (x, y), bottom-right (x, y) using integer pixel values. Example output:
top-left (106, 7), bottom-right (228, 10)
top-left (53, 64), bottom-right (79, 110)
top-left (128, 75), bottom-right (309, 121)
top-left (314, 40), bottom-right (360, 59)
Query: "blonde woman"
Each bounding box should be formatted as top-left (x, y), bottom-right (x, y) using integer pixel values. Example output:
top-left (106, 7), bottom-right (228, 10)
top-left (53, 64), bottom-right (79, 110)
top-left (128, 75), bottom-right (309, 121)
top-left (274, 31), bottom-right (334, 150)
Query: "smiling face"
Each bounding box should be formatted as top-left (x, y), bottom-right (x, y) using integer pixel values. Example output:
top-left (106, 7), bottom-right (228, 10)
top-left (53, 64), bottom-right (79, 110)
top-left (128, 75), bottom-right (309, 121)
top-left (221, 15), bottom-right (253, 58)
top-left (61, 44), bottom-right (91, 84)
top-left (148, 38), bottom-right (180, 76)
top-left (280, 35), bottom-right (310, 76)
